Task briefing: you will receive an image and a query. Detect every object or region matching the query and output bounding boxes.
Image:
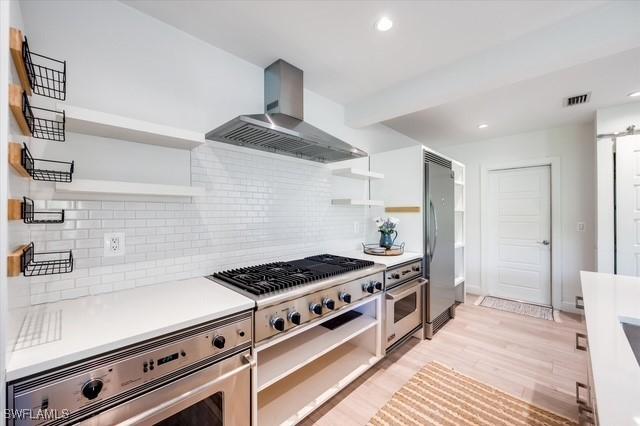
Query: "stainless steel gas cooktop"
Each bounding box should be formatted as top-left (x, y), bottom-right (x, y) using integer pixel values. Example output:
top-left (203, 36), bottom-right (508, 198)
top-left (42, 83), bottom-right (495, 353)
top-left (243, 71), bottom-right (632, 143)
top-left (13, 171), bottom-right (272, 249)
top-left (207, 254), bottom-right (385, 344)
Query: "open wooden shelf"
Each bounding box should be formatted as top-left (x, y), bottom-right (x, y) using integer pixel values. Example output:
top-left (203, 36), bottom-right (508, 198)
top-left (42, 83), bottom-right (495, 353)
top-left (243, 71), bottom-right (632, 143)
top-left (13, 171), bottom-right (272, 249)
top-left (257, 314), bottom-right (376, 391)
top-left (54, 179), bottom-right (205, 197)
top-left (7, 244), bottom-right (28, 277)
top-left (332, 168), bottom-right (384, 180)
top-left (258, 341), bottom-right (380, 426)
top-left (58, 104), bottom-right (205, 150)
top-left (9, 84), bottom-right (31, 137)
top-left (9, 143), bottom-right (29, 177)
top-left (10, 28), bottom-right (32, 96)
top-left (331, 199), bottom-right (384, 207)
top-left (385, 206), bottom-right (420, 213)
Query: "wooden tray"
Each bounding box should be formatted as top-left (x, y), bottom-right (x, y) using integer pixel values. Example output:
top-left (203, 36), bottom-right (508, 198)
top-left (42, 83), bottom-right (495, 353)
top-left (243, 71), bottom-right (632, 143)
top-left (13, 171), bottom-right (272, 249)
top-left (361, 242), bottom-right (405, 256)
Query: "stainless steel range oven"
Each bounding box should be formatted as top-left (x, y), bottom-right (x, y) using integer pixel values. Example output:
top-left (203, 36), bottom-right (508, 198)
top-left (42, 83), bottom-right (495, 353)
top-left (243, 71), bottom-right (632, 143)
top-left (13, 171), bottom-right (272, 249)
top-left (7, 311), bottom-right (253, 426)
top-left (385, 259), bottom-right (426, 352)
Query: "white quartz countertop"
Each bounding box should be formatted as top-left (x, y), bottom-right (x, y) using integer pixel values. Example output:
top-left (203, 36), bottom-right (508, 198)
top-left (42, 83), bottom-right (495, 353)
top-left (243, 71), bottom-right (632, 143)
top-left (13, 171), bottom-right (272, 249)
top-left (580, 271), bottom-right (640, 426)
top-left (5, 277), bottom-right (254, 381)
top-left (337, 250), bottom-right (423, 268)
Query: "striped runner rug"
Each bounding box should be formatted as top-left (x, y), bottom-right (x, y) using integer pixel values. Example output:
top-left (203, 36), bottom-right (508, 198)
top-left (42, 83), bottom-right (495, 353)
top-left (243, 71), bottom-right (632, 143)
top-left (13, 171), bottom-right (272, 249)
top-left (368, 361), bottom-right (576, 426)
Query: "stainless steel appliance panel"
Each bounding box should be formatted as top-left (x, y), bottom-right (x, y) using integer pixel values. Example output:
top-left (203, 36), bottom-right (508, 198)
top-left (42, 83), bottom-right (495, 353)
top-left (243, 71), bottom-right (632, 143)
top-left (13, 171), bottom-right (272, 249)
top-left (385, 278), bottom-right (426, 349)
top-left (424, 162), bottom-right (455, 324)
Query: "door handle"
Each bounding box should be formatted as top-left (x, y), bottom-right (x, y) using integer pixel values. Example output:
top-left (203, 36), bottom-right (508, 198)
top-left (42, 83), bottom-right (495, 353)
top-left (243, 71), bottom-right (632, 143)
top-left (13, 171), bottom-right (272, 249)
top-left (429, 200), bottom-right (438, 261)
top-left (537, 240), bottom-right (550, 245)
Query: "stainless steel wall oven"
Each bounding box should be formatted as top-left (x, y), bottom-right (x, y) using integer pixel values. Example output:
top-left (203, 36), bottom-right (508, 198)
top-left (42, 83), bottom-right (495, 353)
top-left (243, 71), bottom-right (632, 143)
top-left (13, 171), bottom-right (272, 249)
top-left (7, 311), bottom-right (253, 426)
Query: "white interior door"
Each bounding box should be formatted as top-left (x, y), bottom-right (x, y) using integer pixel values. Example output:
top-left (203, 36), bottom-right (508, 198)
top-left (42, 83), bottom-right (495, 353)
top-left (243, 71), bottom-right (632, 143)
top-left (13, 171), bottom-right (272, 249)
top-left (616, 135), bottom-right (640, 276)
top-left (487, 166), bottom-right (551, 305)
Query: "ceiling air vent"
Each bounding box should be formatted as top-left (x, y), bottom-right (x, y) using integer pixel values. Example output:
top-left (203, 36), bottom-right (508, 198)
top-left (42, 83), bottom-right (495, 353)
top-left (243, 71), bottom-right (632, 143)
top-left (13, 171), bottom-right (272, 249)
top-left (564, 92), bottom-right (591, 107)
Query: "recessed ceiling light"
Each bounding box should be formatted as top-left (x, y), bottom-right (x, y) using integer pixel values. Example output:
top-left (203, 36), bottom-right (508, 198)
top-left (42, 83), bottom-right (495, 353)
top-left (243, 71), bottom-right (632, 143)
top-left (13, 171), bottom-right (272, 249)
top-left (477, 123), bottom-right (489, 129)
top-left (375, 16), bottom-right (393, 32)
top-left (628, 91), bottom-right (640, 97)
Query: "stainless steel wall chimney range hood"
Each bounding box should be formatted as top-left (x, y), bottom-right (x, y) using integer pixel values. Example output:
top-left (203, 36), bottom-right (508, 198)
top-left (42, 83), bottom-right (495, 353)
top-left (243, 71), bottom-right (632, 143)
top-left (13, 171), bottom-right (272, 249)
top-left (206, 59), bottom-right (368, 163)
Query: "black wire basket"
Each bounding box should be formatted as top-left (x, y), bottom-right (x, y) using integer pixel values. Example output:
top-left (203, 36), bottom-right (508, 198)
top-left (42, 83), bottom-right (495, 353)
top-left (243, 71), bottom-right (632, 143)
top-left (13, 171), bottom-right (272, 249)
top-left (22, 36), bottom-right (66, 101)
top-left (22, 92), bottom-right (65, 141)
top-left (22, 197), bottom-right (65, 224)
top-left (21, 143), bottom-right (74, 182)
top-left (21, 242), bottom-right (73, 277)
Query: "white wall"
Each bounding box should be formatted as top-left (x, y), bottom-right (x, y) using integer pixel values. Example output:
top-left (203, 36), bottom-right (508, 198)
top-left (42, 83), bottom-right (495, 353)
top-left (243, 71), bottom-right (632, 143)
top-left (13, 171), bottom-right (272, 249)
top-left (7, 0), bottom-right (419, 307)
top-left (595, 101), bottom-right (640, 272)
top-left (440, 123), bottom-right (596, 311)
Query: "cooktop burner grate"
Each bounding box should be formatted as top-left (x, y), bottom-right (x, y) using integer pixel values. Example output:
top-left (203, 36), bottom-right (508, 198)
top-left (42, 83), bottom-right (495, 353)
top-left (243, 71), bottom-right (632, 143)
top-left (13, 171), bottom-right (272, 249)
top-left (211, 255), bottom-right (374, 295)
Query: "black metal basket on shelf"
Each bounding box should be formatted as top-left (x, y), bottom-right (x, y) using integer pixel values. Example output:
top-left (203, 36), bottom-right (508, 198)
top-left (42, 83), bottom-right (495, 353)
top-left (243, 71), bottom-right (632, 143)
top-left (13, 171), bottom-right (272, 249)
top-left (21, 143), bottom-right (74, 182)
top-left (22, 197), bottom-right (65, 224)
top-left (22, 92), bottom-right (65, 141)
top-left (22, 36), bottom-right (66, 101)
top-left (21, 242), bottom-right (73, 277)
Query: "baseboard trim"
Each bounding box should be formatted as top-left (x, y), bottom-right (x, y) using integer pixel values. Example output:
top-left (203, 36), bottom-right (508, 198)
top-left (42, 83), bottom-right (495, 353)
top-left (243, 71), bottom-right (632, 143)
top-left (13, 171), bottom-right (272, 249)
top-left (559, 301), bottom-right (584, 315)
top-left (465, 284), bottom-right (483, 295)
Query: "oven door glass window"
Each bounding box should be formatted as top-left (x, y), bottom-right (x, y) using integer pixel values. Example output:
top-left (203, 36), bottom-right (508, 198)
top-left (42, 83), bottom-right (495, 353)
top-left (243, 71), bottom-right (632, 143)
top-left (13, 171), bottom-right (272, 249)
top-left (154, 392), bottom-right (223, 426)
top-left (394, 292), bottom-right (417, 323)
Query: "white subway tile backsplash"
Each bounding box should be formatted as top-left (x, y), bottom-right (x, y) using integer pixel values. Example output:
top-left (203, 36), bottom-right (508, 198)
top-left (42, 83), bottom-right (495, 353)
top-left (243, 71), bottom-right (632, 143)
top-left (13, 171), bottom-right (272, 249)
top-left (17, 144), bottom-right (367, 305)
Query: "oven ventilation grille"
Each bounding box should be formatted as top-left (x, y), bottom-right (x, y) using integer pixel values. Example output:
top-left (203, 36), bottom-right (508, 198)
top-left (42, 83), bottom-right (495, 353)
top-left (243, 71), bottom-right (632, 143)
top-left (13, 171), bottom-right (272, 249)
top-left (432, 308), bottom-right (453, 335)
top-left (564, 92), bottom-right (591, 107)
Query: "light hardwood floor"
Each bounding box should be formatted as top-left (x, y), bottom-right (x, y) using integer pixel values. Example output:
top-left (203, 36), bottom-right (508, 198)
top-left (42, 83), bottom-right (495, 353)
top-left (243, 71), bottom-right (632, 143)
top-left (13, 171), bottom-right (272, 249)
top-left (300, 297), bottom-right (587, 425)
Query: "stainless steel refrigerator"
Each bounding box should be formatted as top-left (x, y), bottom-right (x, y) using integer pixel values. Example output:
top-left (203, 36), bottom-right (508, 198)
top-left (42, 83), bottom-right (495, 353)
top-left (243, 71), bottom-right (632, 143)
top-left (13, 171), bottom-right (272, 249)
top-left (423, 152), bottom-right (456, 339)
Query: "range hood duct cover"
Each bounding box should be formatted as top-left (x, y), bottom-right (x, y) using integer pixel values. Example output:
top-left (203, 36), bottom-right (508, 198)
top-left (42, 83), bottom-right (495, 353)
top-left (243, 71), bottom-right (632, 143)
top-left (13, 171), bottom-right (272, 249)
top-left (206, 60), bottom-right (367, 163)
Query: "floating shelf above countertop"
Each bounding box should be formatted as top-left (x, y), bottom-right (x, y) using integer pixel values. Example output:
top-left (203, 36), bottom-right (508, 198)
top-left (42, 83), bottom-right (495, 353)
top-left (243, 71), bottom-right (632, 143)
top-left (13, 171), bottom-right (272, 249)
top-left (455, 242), bottom-right (464, 249)
top-left (54, 179), bottom-right (205, 197)
top-left (331, 199), bottom-right (384, 207)
top-left (331, 168), bottom-right (384, 180)
top-left (57, 104), bottom-right (205, 150)
top-left (455, 276), bottom-right (465, 286)
top-left (455, 180), bottom-right (464, 186)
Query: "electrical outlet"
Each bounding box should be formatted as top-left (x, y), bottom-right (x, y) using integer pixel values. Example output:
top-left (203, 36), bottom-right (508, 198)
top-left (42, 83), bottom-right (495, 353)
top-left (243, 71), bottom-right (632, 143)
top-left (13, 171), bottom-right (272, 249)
top-left (577, 222), bottom-right (585, 232)
top-left (104, 232), bottom-right (125, 257)
top-left (353, 221), bottom-right (360, 234)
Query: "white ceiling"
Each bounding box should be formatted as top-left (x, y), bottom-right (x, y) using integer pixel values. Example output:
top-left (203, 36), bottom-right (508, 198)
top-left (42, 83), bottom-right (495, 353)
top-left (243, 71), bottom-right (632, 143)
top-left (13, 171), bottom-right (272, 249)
top-left (122, 0), bottom-right (640, 145)
top-left (384, 47), bottom-right (640, 146)
top-left (122, 0), bottom-right (605, 104)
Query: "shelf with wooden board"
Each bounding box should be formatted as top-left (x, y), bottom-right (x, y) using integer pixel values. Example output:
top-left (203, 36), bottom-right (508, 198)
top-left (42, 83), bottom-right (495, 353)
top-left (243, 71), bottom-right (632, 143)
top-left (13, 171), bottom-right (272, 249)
top-left (9, 84), bottom-right (65, 141)
top-left (58, 104), bottom-right (205, 150)
top-left (8, 243), bottom-right (73, 277)
top-left (9, 142), bottom-right (29, 177)
top-left (8, 143), bottom-right (74, 182)
top-left (385, 206), bottom-right (420, 213)
top-left (8, 197), bottom-right (65, 224)
top-left (54, 179), bottom-right (205, 198)
top-left (10, 27), bottom-right (66, 100)
top-left (331, 199), bottom-right (384, 207)
top-left (331, 168), bottom-right (384, 181)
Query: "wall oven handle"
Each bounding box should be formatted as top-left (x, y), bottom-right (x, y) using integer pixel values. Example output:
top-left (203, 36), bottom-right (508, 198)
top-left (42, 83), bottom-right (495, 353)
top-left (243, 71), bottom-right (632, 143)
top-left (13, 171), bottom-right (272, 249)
top-left (119, 355), bottom-right (252, 425)
top-left (430, 200), bottom-right (438, 261)
top-left (385, 278), bottom-right (427, 301)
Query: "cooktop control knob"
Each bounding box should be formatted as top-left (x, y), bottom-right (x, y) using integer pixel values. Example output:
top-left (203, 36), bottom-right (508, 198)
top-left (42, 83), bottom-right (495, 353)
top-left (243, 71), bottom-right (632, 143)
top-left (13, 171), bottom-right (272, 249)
top-left (212, 335), bottom-right (226, 349)
top-left (339, 292), bottom-right (351, 303)
top-left (373, 281), bottom-right (383, 291)
top-left (362, 282), bottom-right (375, 294)
top-left (391, 273), bottom-right (401, 279)
top-left (288, 311), bottom-right (301, 325)
top-left (270, 317), bottom-right (285, 331)
top-left (323, 298), bottom-right (336, 310)
top-left (81, 379), bottom-right (104, 400)
top-left (412, 265), bottom-right (421, 272)
top-left (309, 303), bottom-right (323, 315)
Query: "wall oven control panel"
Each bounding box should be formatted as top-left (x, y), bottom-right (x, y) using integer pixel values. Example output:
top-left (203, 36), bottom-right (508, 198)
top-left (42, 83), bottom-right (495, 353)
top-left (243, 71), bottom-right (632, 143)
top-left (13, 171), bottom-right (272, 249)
top-left (7, 311), bottom-right (252, 426)
top-left (386, 259), bottom-right (422, 289)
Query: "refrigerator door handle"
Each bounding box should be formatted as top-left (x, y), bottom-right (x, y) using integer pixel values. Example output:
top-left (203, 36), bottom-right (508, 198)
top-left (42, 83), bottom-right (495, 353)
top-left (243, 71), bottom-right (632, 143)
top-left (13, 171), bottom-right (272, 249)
top-left (430, 199), bottom-right (438, 261)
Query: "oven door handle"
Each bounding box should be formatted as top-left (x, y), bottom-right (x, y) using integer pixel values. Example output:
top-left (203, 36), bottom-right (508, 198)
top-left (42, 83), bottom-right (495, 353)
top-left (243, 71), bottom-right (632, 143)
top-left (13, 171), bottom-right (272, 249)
top-left (119, 353), bottom-right (254, 425)
top-left (386, 278), bottom-right (427, 301)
